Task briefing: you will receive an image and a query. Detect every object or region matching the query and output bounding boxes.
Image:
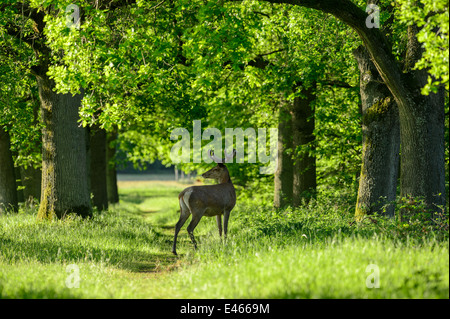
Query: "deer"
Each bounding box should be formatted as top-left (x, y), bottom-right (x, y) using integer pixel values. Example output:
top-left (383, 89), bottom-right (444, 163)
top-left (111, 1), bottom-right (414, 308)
top-left (172, 149), bottom-right (236, 255)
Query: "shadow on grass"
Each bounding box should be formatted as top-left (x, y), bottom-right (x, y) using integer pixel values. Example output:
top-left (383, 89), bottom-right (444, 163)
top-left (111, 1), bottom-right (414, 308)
top-left (0, 229), bottom-right (180, 274)
top-left (0, 286), bottom-right (81, 299)
top-left (119, 188), bottom-right (181, 206)
top-left (0, 184), bottom-right (190, 280)
top-left (122, 252), bottom-right (180, 273)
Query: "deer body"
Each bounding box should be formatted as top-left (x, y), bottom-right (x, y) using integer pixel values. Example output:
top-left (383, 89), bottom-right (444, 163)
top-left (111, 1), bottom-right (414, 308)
top-left (180, 183), bottom-right (236, 217)
top-left (172, 150), bottom-right (236, 255)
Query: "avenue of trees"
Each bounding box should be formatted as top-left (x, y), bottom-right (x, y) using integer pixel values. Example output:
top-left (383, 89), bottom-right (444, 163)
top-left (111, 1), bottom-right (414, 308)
top-left (0, 0), bottom-right (448, 221)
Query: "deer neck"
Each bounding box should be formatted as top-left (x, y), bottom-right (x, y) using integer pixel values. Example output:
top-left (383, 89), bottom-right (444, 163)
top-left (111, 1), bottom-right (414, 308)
top-left (218, 174), bottom-right (232, 184)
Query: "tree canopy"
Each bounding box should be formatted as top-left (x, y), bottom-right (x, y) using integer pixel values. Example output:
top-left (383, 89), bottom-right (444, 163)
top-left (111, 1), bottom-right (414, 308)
top-left (0, 0), bottom-right (448, 218)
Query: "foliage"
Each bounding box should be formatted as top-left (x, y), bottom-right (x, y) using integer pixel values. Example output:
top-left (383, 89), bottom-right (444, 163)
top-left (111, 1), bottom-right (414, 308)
top-left (314, 85), bottom-right (362, 193)
top-left (358, 196), bottom-right (449, 243)
top-left (0, 27), bottom-right (41, 168)
top-left (42, 0), bottom-right (207, 155)
top-left (0, 0), bottom-right (447, 227)
top-left (395, 0), bottom-right (449, 94)
top-left (14, 0), bottom-right (364, 192)
top-left (176, 1), bottom-right (362, 189)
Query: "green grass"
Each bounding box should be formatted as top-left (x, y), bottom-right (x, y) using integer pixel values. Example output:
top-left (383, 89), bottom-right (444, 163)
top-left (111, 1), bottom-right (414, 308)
top-left (0, 181), bottom-right (448, 298)
top-left (170, 235), bottom-right (448, 298)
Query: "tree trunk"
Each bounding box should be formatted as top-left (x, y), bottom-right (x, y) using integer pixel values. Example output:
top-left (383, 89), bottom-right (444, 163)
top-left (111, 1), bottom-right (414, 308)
top-left (397, 25), bottom-right (446, 212)
top-left (0, 126), bottom-right (18, 213)
top-left (398, 91), bottom-right (446, 211)
top-left (90, 125), bottom-right (108, 211)
top-left (353, 46), bottom-right (400, 218)
top-left (36, 74), bottom-right (91, 219)
top-left (292, 85), bottom-right (316, 206)
top-left (20, 165), bottom-right (42, 203)
top-left (274, 101), bottom-right (294, 208)
top-left (106, 130), bottom-right (119, 204)
top-left (344, 7), bottom-right (446, 213)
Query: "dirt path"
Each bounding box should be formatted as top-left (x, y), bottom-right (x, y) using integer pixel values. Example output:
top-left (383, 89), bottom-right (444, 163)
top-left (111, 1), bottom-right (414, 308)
top-left (116, 179), bottom-right (202, 277)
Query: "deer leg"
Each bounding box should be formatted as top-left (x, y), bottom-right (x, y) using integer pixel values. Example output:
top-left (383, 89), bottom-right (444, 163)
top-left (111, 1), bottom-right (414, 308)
top-left (223, 209), bottom-right (231, 239)
top-left (186, 213), bottom-right (203, 250)
top-left (216, 215), bottom-right (222, 237)
top-left (172, 199), bottom-right (191, 255)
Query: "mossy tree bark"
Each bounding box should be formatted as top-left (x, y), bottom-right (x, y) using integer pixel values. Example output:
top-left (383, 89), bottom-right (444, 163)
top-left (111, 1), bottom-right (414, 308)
top-left (106, 130), bottom-right (119, 204)
top-left (36, 74), bottom-right (91, 219)
top-left (274, 100), bottom-right (294, 208)
top-left (292, 85), bottom-right (316, 206)
top-left (353, 46), bottom-right (400, 218)
top-left (89, 125), bottom-right (108, 211)
top-left (0, 126), bottom-right (18, 213)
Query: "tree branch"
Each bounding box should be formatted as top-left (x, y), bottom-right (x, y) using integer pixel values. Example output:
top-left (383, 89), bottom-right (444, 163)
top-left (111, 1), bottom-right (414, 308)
top-left (253, 11), bottom-right (270, 18)
top-left (259, 48), bottom-right (286, 57)
top-left (1, 2), bottom-right (46, 33)
top-left (3, 22), bottom-right (47, 54)
top-left (98, 0), bottom-right (137, 10)
top-left (321, 80), bottom-right (356, 89)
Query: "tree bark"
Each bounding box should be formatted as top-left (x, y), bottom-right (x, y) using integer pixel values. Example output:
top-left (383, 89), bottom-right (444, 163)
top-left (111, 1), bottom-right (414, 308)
top-left (36, 74), bottom-right (91, 219)
top-left (353, 46), bottom-right (400, 218)
top-left (274, 101), bottom-right (294, 208)
top-left (398, 25), bottom-right (446, 211)
top-left (0, 126), bottom-right (18, 213)
top-left (292, 85), bottom-right (316, 206)
top-left (106, 130), bottom-right (119, 204)
top-left (20, 165), bottom-right (42, 203)
top-left (89, 125), bottom-right (109, 211)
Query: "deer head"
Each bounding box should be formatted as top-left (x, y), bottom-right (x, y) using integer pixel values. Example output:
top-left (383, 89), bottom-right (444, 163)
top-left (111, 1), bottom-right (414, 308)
top-left (202, 149), bottom-right (236, 183)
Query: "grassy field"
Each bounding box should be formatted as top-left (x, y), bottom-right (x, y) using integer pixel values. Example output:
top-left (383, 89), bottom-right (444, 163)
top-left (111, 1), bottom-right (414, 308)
top-left (0, 180), bottom-right (448, 299)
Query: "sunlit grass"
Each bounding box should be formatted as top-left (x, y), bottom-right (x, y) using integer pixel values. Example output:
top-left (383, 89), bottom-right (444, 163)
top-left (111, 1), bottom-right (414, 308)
top-left (169, 235), bottom-right (448, 298)
top-left (0, 181), bottom-right (448, 298)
